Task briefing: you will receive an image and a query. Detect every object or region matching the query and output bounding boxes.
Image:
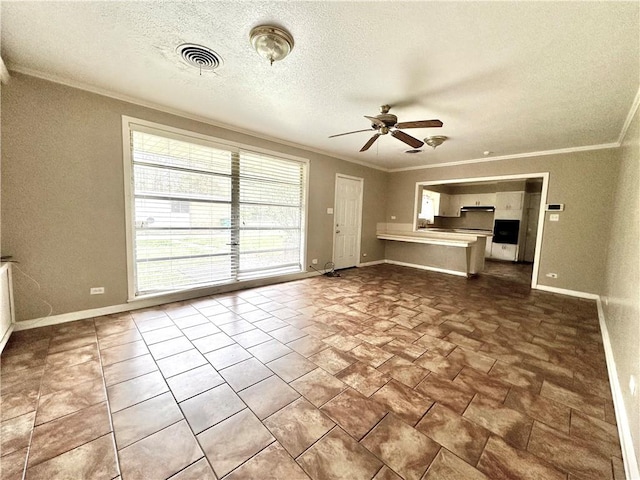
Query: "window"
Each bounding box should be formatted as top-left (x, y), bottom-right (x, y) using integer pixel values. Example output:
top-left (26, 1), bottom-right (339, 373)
top-left (124, 120), bottom-right (307, 297)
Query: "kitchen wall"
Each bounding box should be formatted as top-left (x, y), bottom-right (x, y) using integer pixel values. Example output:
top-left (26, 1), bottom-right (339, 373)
top-left (602, 105), bottom-right (639, 473)
top-left (1, 73), bottom-right (387, 321)
top-left (386, 148), bottom-right (620, 294)
top-left (434, 211), bottom-right (494, 230)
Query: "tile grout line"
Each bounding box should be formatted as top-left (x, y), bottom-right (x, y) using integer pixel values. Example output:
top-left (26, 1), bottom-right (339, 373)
top-left (94, 316), bottom-right (124, 478)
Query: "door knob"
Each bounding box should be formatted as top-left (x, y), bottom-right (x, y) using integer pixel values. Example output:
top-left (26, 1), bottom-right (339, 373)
top-left (336, 229), bottom-right (341, 234)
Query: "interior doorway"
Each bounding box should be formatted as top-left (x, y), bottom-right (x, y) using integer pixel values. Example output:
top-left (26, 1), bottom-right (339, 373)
top-left (333, 174), bottom-right (363, 270)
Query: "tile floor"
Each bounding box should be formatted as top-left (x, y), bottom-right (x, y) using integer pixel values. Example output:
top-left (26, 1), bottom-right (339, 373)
top-left (0, 264), bottom-right (625, 480)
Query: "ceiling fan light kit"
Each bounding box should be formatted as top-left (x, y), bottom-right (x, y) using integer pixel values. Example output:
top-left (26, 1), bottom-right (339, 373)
top-left (424, 135), bottom-right (448, 149)
top-left (250, 25), bottom-right (294, 65)
top-left (329, 105), bottom-right (444, 152)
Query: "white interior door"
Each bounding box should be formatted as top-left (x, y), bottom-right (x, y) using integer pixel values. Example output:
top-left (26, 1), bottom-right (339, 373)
top-left (333, 175), bottom-right (363, 270)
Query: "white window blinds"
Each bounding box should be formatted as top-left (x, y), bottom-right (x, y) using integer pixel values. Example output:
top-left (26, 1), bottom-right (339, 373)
top-left (129, 127), bottom-right (306, 296)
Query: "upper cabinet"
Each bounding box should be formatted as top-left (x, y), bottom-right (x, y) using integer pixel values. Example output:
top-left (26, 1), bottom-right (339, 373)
top-left (495, 191), bottom-right (523, 211)
top-left (494, 191), bottom-right (524, 220)
top-left (439, 193), bottom-right (460, 217)
top-left (458, 193), bottom-right (496, 207)
top-left (419, 190), bottom-right (461, 218)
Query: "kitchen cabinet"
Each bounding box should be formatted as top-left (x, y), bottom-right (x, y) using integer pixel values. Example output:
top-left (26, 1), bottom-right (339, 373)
top-left (494, 191), bottom-right (524, 220)
top-left (491, 243), bottom-right (517, 261)
top-left (495, 192), bottom-right (523, 211)
top-left (439, 194), bottom-right (460, 217)
top-left (458, 193), bottom-right (496, 207)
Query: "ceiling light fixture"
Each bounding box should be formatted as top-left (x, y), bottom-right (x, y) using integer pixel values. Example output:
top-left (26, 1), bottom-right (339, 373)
top-left (424, 135), bottom-right (448, 149)
top-left (250, 25), bottom-right (294, 65)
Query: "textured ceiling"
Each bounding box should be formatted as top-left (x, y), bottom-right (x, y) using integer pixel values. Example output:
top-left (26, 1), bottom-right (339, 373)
top-left (1, 1), bottom-right (639, 170)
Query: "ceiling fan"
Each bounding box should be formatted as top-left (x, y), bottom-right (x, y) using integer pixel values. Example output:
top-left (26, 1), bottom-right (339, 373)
top-left (329, 105), bottom-right (443, 152)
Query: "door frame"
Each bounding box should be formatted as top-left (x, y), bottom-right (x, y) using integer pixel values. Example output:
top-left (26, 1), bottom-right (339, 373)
top-left (332, 173), bottom-right (364, 269)
top-left (414, 172), bottom-right (549, 289)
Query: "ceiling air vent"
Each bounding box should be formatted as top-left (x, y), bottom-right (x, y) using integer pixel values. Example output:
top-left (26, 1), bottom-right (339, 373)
top-left (176, 43), bottom-right (222, 72)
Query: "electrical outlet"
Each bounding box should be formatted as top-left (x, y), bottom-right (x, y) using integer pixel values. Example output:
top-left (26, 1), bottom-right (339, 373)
top-left (391, 215), bottom-right (396, 220)
top-left (362, 253), bottom-right (367, 257)
top-left (311, 259), bottom-right (318, 265)
top-left (545, 273), bottom-right (558, 279)
top-left (326, 208), bottom-right (334, 214)
top-left (549, 214), bottom-right (560, 222)
top-left (90, 287), bottom-right (105, 295)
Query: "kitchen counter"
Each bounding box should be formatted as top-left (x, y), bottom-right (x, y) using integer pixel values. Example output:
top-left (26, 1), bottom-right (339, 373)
top-left (377, 229), bottom-right (487, 277)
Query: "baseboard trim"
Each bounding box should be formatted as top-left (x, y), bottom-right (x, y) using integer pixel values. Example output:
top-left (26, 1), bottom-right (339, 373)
top-left (0, 324), bottom-right (15, 354)
top-left (596, 298), bottom-right (640, 480)
top-left (14, 270), bottom-right (321, 331)
top-left (357, 260), bottom-right (385, 267)
top-left (384, 260), bottom-right (467, 277)
top-left (533, 284), bottom-right (599, 300)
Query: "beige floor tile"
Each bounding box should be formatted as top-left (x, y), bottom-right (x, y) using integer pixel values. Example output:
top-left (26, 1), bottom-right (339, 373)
top-left (156, 349), bottom-right (207, 378)
top-left (168, 458), bottom-right (217, 480)
top-left (119, 420), bottom-right (203, 480)
top-left (247, 339), bottom-right (293, 363)
top-left (219, 357), bottom-right (273, 391)
top-left (267, 352), bottom-right (317, 382)
top-left (25, 433), bottom-right (118, 480)
top-left (308, 347), bottom-right (357, 375)
top-left (204, 344), bottom-right (252, 370)
top-left (463, 394), bottom-right (533, 450)
top-left (28, 402), bottom-right (111, 468)
top-left (335, 361), bottom-right (389, 397)
top-left (224, 442), bottom-right (309, 479)
top-left (35, 377), bottom-right (106, 425)
top-left (166, 364), bottom-right (224, 402)
top-left (238, 375), bottom-right (300, 420)
top-left (370, 380), bottom-right (433, 426)
top-left (180, 383), bottom-right (245, 434)
top-left (198, 409), bottom-right (275, 478)
top-left (290, 368), bottom-right (346, 407)
top-left (102, 354), bottom-right (157, 386)
top-left (0, 411), bottom-right (35, 457)
top-left (263, 397), bottom-right (335, 457)
top-left (423, 448), bottom-right (490, 480)
top-left (528, 421), bottom-right (613, 480)
top-left (417, 403), bottom-right (489, 465)
top-left (362, 414), bottom-right (440, 480)
top-left (298, 427), bottom-right (382, 480)
top-left (107, 370), bottom-right (168, 412)
top-left (477, 435), bottom-right (565, 480)
top-left (112, 392), bottom-right (183, 448)
top-left (321, 388), bottom-right (387, 440)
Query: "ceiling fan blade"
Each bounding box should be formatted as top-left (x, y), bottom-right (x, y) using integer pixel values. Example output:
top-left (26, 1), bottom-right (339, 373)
top-left (364, 116), bottom-right (386, 128)
top-left (391, 130), bottom-right (424, 148)
top-left (395, 119), bottom-right (443, 129)
top-left (328, 128), bottom-right (374, 138)
top-left (360, 134), bottom-right (381, 152)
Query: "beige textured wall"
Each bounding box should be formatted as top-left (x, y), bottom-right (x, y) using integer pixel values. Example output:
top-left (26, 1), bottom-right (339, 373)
top-left (602, 107), bottom-right (640, 469)
top-left (386, 148), bottom-right (620, 293)
top-left (1, 73), bottom-right (386, 321)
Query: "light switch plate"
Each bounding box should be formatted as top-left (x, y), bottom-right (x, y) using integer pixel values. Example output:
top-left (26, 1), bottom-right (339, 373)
top-left (549, 214), bottom-right (559, 222)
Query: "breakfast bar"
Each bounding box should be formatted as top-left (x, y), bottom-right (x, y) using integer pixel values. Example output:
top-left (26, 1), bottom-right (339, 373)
top-left (377, 229), bottom-right (488, 277)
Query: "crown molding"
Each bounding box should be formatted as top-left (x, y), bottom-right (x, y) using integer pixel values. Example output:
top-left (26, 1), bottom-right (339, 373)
top-left (6, 63), bottom-right (632, 175)
top-left (388, 142), bottom-right (620, 173)
top-left (7, 64), bottom-right (389, 172)
top-left (618, 86), bottom-right (640, 144)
